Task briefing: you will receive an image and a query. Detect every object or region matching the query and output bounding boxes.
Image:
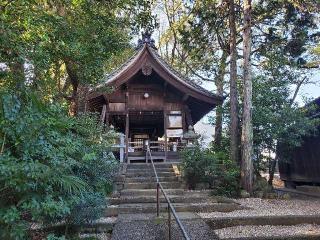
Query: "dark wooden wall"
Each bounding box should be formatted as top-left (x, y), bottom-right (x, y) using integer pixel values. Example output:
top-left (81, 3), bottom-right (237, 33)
top-left (279, 98), bottom-right (320, 185)
top-left (106, 70), bottom-right (185, 115)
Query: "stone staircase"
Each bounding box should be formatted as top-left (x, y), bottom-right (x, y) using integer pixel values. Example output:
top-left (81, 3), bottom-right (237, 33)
top-left (108, 163), bottom-right (243, 217)
top-left (99, 163), bottom-right (320, 240)
top-left (109, 163), bottom-right (242, 240)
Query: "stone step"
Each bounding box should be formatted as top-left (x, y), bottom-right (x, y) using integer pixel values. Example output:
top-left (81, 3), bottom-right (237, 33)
top-left (111, 216), bottom-right (219, 240)
top-left (166, 159), bottom-right (182, 163)
top-left (126, 163), bottom-right (174, 170)
top-left (205, 215), bottom-right (320, 230)
top-left (125, 176), bottom-right (179, 183)
top-left (116, 212), bottom-right (200, 222)
top-left (124, 182), bottom-right (183, 190)
top-left (109, 194), bottom-right (218, 205)
top-left (296, 185), bottom-right (320, 194)
top-left (126, 168), bottom-right (175, 173)
top-left (121, 188), bottom-right (185, 197)
top-left (105, 202), bottom-right (245, 217)
top-left (125, 171), bottom-right (176, 178)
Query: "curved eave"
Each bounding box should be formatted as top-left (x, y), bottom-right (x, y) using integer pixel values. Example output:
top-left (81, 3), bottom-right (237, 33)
top-left (147, 46), bottom-right (223, 103)
top-left (94, 46), bottom-right (145, 89)
top-left (93, 44), bottom-right (224, 105)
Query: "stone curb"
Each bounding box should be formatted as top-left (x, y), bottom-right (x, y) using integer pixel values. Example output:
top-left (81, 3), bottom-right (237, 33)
top-left (205, 215), bottom-right (320, 229)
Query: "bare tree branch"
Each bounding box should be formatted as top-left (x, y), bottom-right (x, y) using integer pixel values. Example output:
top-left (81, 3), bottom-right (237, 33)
top-left (290, 76), bottom-right (308, 106)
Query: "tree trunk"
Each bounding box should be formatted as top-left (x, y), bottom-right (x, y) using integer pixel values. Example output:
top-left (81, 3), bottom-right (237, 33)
top-left (214, 51), bottom-right (227, 147)
top-left (65, 60), bottom-right (79, 116)
top-left (268, 156), bottom-right (277, 186)
top-left (241, 0), bottom-right (253, 194)
top-left (228, 0), bottom-right (240, 163)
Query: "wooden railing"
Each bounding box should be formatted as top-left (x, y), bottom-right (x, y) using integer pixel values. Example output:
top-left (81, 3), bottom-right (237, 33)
top-left (128, 140), bottom-right (186, 152)
top-left (149, 141), bottom-right (165, 152)
top-left (147, 146), bottom-right (190, 240)
top-left (128, 141), bottom-right (144, 152)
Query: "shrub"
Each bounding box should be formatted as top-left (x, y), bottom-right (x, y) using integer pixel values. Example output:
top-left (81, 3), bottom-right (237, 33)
top-left (181, 144), bottom-right (240, 197)
top-left (0, 91), bottom-right (118, 239)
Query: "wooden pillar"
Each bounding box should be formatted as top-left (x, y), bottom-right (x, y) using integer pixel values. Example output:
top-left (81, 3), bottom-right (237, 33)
top-left (100, 104), bottom-right (107, 124)
top-left (120, 134), bottom-right (125, 163)
top-left (182, 95), bottom-right (189, 133)
top-left (182, 110), bottom-right (187, 132)
top-left (164, 111), bottom-right (167, 162)
top-left (125, 112), bottom-right (129, 162)
top-left (105, 107), bottom-right (109, 127)
top-left (184, 105), bottom-right (193, 127)
top-left (125, 88), bottom-right (129, 163)
top-left (163, 82), bottom-right (168, 162)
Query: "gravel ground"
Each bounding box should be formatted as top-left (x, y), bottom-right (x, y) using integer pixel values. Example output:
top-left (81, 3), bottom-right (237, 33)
top-left (215, 224), bottom-right (320, 239)
top-left (199, 198), bottom-right (320, 218)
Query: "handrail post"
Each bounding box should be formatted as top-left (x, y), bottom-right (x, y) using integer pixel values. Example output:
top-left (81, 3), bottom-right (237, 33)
top-left (156, 182), bottom-right (160, 217)
top-left (168, 203), bottom-right (171, 240)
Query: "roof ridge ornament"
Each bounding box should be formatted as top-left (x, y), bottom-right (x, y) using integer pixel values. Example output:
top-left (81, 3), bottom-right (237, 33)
top-left (137, 32), bottom-right (157, 50)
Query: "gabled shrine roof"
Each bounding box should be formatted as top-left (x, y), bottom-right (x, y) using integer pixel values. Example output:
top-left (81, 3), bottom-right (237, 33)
top-left (93, 36), bottom-right (223, 105)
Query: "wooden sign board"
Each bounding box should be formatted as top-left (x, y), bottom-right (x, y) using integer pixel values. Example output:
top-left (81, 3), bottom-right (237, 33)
top-left (167, 129), bottom-right (183, 138)
top-left (133, 134), bottom-right (149, 139)
top-left (168, 115), bottom-right (182, 128)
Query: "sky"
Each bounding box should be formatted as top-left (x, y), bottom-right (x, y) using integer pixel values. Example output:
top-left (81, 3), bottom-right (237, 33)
top-left (298, 74), bottom-right (320, 103)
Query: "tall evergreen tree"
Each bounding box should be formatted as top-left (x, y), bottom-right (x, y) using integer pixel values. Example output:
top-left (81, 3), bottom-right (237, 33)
top-left (241, 0), bottom-right (254, 194)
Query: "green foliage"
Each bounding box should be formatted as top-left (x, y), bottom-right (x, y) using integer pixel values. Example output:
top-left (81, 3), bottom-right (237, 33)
top-left (251, 53), bottom-right (319, 172)
top-left (0, 0), bottom-right (156, 99)
top-left (68, 192), bottom-right (106, 225)
top-left (0, 90), bottom-right (118, 239)
top-left (0, 1), bottom-right (157, 238)
top-left (181, 144), bottom-right (240, 197)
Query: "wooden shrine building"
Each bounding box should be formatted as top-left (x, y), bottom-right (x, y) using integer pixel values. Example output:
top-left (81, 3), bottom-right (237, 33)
top-left (279, 97), bottom-right (320, 187)
top-left (86, 33), bottom-right (223, 162)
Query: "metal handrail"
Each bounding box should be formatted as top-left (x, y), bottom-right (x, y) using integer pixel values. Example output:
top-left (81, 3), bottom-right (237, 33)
top-left (146, 147), bottom-right (190, 240)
